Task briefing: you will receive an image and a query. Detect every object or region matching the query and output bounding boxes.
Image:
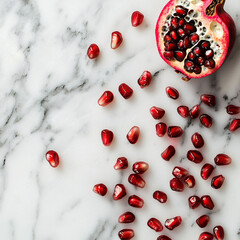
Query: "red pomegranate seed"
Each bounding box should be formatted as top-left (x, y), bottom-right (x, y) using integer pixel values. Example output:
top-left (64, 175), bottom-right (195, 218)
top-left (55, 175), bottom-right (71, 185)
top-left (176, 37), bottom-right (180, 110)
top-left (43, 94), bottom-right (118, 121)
top-left (201, 164), bottom-right (214, 180)
top-left (191, 132), bottom-right (204, 148)
top-left (165, 42), bottom-right (177, 51)
top-left (131, 11), bottom-right (144, 27)
top-left (168, 126), bottom-right (183, 138)
top-left (138, 71), bottom-right (152, 88)
top-left (171, 17), bottom-right (179, 29)
top-left (127, 126), bottom-right (140, 144)
top-left (93, 183), bottom-right (108, 196)
top-left (114, 157), bottom-right (128, 170)
top-left (229, 119), bottom-right (240, 132)
top-left (165, 216), bottom-right (182, 230)
top-left (46, 150), bottom-right (59, 168)
top-left (177, 106), bottom-right (189, 118)
top-left (132, 161), bottom-right (149, 174)
top-left (190, 33), bottom-right (199, 45)
top-left (87, 43), bottom-right (100, 59)
top-left (214, 154), bottom-right (232, 166)
top-left (201, 41), bottom-right (210, 49)
top-left (211, 175), bottom-right (225, 189)
top-left (156, 122), bottom-right (167, 137)
top-left (190, 105), bottom-right (200, 119)
top-left (118, 83), bottom-right (133, 99)
top-left (147, 218), bottom-right (163, 232)
top-left (157, 236), bottom-right (172, 240)
top-left (111, 31), bottom-right (123, 49)
top-left (196, 215), bottom-right (210, 228)
top-left (170, 178), bottom-right (184, 192)
top-left (128, 195), bottom-right (144, 208)
top-left (201, 195), bottom-right (214, 210)
top-left (187, 150), bottom-right (203, 163)
top-left (184, 175), bottom-right (195, 188)
top-left (161, 145), bottom-right (175, 161)
top-left (153, 191), bottom-right (168, 203)
top-left (226, 105), bottom-right (240, 115)
top-left (150, 106), bottom-right (165, 120)
top-left (175, 5), bottom-right (187, 16)
top-left (118, 212), bottom-right (135, 223)
top-left (205, 49), bottom-right (214, 59)
top-left (201, 94), bottom-right (216, 107)
top-left (200, 114), bottom-right (213, 128)
top-left (170, 30), bottom-right (179, 42)
top-left (172, 166), bottom-right (189, 179)
top-left (118, 229), bottom-right (134, 239)
top-left (199, 232), bottom-right (214, 240)
top-left (213, 225), bottom-right (225, 240)
top-left (188, 195), bottom-right (201, 209)
top-left (101, 129), bottom-right (114, 146)
top-left (164, 51), bottom-right (174, 60)
top-left (204, 59), bottom-right (215, 69)
top-left (175, 50), bottom-right (186, 62)
top-left (166, 86), bottom-right (179, 99)
top-left (128, 174), bottom-right (146, 188)
top-left (98, 91), bottom-right (114, 106)
top-left (113, 184), bottom-right (127, 200)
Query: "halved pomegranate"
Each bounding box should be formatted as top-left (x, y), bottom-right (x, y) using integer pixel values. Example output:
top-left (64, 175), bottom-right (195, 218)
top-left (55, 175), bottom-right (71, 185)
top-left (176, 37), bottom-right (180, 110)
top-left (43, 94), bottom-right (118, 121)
top-left (156, 0), bottom-right (236, 79)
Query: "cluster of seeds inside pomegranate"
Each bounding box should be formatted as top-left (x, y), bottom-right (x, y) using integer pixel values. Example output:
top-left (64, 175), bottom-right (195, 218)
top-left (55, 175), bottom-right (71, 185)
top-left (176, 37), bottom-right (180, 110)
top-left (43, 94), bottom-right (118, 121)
top-left (162, 5), bottom-right (220, 74)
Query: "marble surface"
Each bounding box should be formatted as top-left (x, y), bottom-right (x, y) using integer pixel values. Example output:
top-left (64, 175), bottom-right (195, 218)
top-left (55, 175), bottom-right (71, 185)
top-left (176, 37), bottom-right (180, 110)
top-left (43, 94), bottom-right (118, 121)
top-left (0, 0), bottom-right (240, 239)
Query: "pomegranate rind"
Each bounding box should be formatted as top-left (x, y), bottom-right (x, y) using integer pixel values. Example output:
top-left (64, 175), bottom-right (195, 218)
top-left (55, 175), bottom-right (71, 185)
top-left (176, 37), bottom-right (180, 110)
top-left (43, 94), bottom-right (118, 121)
top-left (155, 0), bottom-right (233, 79)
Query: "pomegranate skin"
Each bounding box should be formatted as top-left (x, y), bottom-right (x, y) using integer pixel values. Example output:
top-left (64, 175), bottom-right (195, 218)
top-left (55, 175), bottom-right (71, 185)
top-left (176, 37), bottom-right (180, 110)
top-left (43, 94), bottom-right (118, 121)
top-left (155, 0), bottom-right (236, 79)
top-left (46, 150), bottom-right (59, 168)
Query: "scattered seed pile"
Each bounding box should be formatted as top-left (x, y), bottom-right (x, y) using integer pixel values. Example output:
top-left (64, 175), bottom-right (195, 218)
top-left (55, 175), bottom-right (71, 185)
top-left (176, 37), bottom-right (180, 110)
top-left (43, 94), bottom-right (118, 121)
top-left (45, 9), bottom-right (240, 240)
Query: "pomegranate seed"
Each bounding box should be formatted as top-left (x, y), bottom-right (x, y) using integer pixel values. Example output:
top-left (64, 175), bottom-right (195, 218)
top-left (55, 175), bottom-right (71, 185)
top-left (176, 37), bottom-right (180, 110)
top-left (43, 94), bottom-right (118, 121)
top-left (205, 49), bottom-right (214, 59)
top-left (118, 83), bottom-right (133, 99)
top-left (201, 195), bottom-right (214, 210)
top-left (184, 175), bottom-right (196, 188)
top-left (197, 56), bottom-right (205, 66)
top-left (177, 28), bottom-right (186, 38)
top-left (196, 215), bottom-right (210, 228)
top-left (229, 119), bottom-right (240, 132)
top-left (132, 161), bottom-right (149, 174)
top-left (147, 218), bottom-right (163, 232)
top-left (190, 105), bottom-right (200, 119)
top-left (87, 43), bottom-right (100, 59)
top-left (201, 41), bottom-right (210, 49)
top-left (201, 164), bottom-right (214, 180)
top-left (161, 145), bottom-right (175, 161)
top-left (101, 129), bottom-right (114, 146)
top-left (118, 212), bottom-right (135, 223)
top-left (199, 232), bottom-right (214, 240)
top-left (114, 157), bottom-right (128, 170)
top-left (127, 126), bottom-right (140, 144)
top-left (131, 11), bottom-right (144, 27)
top-left (46, 150), bottom-right (59, 168)
top-left (168, 126), bottom-right (183, 138)
top-left (184, 23), bottom-right (196, 35)
top-left (183, 36), bottom-right (191, 48)
top-left (164, 51), bottom-right (174, 60)
top-left (170, 30), bottom-right (179, 42)
top-left (193, 46), bottom-right (203, 56)
top-left (177, 105), bottom-right (189, 118)
top-left (211, 175), bottom-right (225, 189)
top-left (165, 216), bottom-right (182, 230)
top-left (170, 178), bottom-right (184, 192)
top-left (118, 229), bottom-right (134, 239)
top-left (213, 225), bottom-right (225, 240)
top-left (175, 50), bottom-right (186, 62)
top-left (138, 71), bottom-right (152, 88)
top-left (201, 94), bottom-right (216, 107)
top-left (171, 17), bottom-right (179, 29)
top-left (150, 106), bottom-right (165, 120)
top-left (157, 236), bottom-right (172, 240)
top-left (111, 31), bottom-right (123, 49)
top-left (128, 174), bottom-right (146, 188)
top-left (156, 122), bottom-right (167, 137)
top-left (187, 150), bottom-right (203, 163)
top-left (128, 195), bottom-right (144, 208)
top-left (188, 195), bottom-right (201, 209)
top-left (113, 184), bottom-right (127, 200)
top-left (93, 183), bottom-right (107, 196)
top-left (166, 86), bottom-right (179, 99)
top-left (191, 132), bottom-right (204, 148)
top-left (204, 59), bottom-right (215, 69)
top-left (153, 191), bottom-right (168, 203)
top-left (190, 33), bottom-right (199, 45)
top-left (172, 166), bottom-right (189, 179)
top-left (226, 105), bottom-right (240, 115)
top-left (214, 154), bottom-right (232, 166)
top-left (164, 34), bottom-right (172, 42)
top-left (98, 91), bottom-right (114, 106)
top-left (199, 114), bottom-right (213, 128)
top-left (165, 42), bottom-right (177, 51)
top-left (175, 5), bottom-right (187, 16)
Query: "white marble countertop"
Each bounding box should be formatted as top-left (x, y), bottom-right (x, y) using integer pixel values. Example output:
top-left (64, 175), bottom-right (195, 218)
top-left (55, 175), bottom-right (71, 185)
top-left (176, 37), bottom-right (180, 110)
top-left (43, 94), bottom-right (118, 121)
top-left (0, 0), bottom-right (240, 239)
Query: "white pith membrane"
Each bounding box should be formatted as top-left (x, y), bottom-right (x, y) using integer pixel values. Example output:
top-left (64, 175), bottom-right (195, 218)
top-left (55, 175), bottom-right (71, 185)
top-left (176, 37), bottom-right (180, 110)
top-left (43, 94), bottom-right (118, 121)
top-left (160, 0), bottom-right (224, 76)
